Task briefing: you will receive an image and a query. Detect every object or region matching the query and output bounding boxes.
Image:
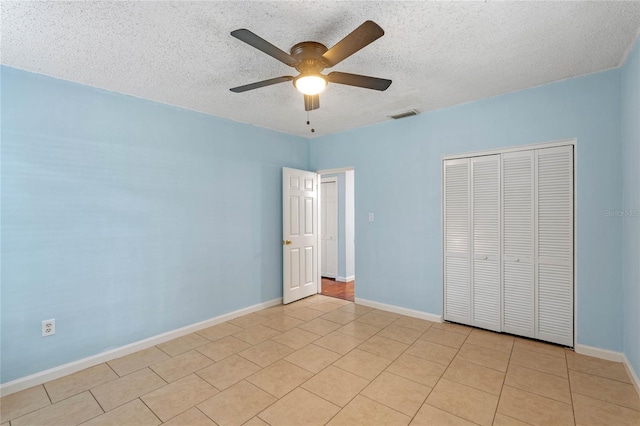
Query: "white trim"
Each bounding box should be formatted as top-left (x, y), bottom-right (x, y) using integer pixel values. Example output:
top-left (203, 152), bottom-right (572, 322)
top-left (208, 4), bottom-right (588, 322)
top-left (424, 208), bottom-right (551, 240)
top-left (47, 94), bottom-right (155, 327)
top-left (623, 353), bottom-right (640, 398)
top-left (336, 275), bottom-right (355, 282)
top-left (317, 166), bottom-right (355, 174)
top-left (320, 177), bottom-right (338, 281)
top-left (442, 138), bottom-right (576, 161)
top-left (574, 344), bottom-right (623, 362)
top-left (0, 298), bottom-right (282, 397)
top-left (355, 298), bottom-right (442, 323)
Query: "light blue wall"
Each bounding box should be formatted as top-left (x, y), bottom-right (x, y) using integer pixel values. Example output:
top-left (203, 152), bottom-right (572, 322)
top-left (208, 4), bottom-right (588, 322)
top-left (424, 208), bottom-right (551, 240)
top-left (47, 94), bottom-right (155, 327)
top-left (311, 69), bottom-right (624, 352)
top-left (0, 66), bottom-right (309, 383)
top-left (621, 37), bottom-right (640, 378)
top-left (322, 173), bottom-right (346, 278)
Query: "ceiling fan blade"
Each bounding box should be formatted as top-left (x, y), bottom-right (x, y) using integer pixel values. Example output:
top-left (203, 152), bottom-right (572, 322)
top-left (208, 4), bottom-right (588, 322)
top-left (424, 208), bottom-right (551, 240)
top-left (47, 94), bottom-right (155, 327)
top-left (321, 21), bottom-right (385, 67)
top-left (231, 29), bottom-right (298, 66)
top-left (328, 72), bottom-right (392, 91)
top-left (304, 94), bottom-right (320, 111)
top-left (230, 76), bottom-right (294, 93)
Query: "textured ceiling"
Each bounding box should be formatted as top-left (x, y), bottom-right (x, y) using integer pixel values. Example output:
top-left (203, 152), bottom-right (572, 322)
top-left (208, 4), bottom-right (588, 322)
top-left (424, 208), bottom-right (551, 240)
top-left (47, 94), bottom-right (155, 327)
top-left (2, 1), bottom-right (640, 138)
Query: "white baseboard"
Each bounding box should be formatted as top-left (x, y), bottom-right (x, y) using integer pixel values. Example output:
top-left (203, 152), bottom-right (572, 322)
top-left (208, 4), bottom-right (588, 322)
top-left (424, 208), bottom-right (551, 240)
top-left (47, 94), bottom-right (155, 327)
top-left (573, 344), bottom-right (640, 397)
top-left (336, 275), bottom-right (355, 282)
top-left (355, 298), bottom-right (442, 323)
top-left (574, 344), bottom-right (624, 362)
top-left (0, 298), bottom-right (282, 397)
top-left (623, 353), bottom-right (640, 398)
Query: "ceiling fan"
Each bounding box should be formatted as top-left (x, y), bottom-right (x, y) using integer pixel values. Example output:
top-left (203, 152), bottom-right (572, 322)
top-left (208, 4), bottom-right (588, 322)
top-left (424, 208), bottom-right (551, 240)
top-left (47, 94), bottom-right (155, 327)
top-left (229, 21), bottom-right (392, 111)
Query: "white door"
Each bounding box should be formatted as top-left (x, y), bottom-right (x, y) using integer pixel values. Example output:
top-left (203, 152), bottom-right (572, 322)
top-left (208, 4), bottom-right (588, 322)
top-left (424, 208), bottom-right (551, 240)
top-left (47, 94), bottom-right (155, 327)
top-left (283, 167), bottom-right (319, 304)
top-left (535, 146), bottom-right (574, 346)
top-left (321, 179), bottom-right (338, 278)
top-left (471, 155), bottom-right (501, 331)
top-left (443, 158), bottom-right (471, 325)
top-left (502, 150), bottom-right (535, 338)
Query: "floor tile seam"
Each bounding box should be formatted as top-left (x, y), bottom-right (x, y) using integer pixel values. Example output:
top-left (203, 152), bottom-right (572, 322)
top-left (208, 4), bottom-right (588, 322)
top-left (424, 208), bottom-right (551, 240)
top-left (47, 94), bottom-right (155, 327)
top-left (357, 370), bottom-right (433, 419)
top-left (352, 393), bottom-right (414, 421)
top-left (512, 343), bottom-right (567, 360)
top-left (506, 362), bottom-right (571, 381)
top-left (420, 399), bottom-right (484, 426)
top-left (129, 397), bottom-right (163, 425)
top-left (89, 372), bottom-right (168, 414)
top-left (45, 362), bottom-right (122, 402)
top-left (501, 378), bottom-right (572, 405)
top-left (2, 385), bottom-right (53, 424)
top-left (44, 371), bottom-right (120, 406)
top-left (567, 366), bottom-right (635, 385)
top-left (495, 413), bottom-right (535, 425)
top-left (379, 369), bottom-right (437, 391)
top-left (83, 390), bottom-right (106, 423)
top-left (493, 344), bottom-right (516, 426)
top-left (507, 359), bottom-right (569, 379)
top-left (5, 389), bottom-right (100, 426)
top-left (151, 359), bottom-right (215, 384)
top-left (565, 348), bottom-right (578, 426)
top-left (194, 345), bottom-right (249, 364)
top-left (439, 370), bottom-right (503, 398)
top-left (414, 329), bottom-right (467, 421)
top-left (299, 371), bottom-right (368, 410)
top-left (191, 369), bottom-right (232, 392)
top-left (41, 383), bottom-right (53, 405)
top-left (330, 360), bottom-right (382, 384)
top-left (511, 345), bottom-right (569, 360)
top-left (568, 387), bottom-right (640, 412)
top-left (502, 384), bottom-right (574, 407)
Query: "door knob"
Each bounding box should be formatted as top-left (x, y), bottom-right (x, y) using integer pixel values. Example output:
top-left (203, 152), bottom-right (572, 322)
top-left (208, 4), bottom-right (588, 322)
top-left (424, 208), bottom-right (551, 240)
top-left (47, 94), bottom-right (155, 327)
top-left (283, 240), bottom-right (292, 245)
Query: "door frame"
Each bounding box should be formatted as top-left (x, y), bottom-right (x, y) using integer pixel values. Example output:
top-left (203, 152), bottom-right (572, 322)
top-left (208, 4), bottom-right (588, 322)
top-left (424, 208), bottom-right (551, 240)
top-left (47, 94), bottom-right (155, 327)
top-left (441, 138), bottom-right (577, 348)
top-left (317, 167), bottom-right (356, 297)
top-left (320, 177), bottom-right (339, 280)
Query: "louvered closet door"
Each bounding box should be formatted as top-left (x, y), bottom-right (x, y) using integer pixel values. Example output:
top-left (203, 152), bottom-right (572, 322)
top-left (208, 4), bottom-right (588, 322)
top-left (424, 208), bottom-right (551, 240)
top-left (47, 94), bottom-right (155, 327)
top-left (444, 158), bottom-right (471, 324)
top-left (536, 146), bottom-right (574, 346)
top-left (502, 151), bottom-right (535, 338)
top-left (471, 155), bottom-right (501, 331)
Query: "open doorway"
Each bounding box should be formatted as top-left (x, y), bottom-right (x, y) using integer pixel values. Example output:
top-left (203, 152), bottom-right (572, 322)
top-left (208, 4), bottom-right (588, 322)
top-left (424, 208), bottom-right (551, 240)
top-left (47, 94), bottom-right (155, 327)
top-left (319, 169), bottom-right (355, 301)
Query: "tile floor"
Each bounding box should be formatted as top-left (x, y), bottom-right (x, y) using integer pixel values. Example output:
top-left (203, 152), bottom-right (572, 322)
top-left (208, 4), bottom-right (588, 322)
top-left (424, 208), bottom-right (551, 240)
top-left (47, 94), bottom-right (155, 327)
top-left (2, 295), bottom-right (639, 426)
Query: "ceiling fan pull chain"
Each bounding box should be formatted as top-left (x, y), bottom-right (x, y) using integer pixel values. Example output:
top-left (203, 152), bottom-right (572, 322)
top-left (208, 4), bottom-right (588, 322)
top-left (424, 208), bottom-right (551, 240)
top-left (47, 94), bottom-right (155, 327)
top-left (306, 111), bottom-right (315, 133)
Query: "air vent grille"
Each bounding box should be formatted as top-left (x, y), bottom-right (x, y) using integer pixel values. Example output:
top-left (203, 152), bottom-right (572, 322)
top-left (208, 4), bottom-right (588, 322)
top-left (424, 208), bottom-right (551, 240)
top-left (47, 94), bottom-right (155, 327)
top-left (389, 109), bottom-right (420, 119)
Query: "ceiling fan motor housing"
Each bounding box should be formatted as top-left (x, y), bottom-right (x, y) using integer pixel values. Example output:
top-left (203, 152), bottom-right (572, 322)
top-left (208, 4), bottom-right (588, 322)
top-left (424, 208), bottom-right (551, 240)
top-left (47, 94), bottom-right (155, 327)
top-left (290, 42), bottom-right (329, 74)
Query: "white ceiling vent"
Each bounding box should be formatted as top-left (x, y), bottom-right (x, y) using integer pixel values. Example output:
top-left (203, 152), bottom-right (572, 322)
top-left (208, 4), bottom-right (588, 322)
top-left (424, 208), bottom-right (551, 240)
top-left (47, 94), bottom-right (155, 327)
top-left (389, 110), bottom-right (420, 120)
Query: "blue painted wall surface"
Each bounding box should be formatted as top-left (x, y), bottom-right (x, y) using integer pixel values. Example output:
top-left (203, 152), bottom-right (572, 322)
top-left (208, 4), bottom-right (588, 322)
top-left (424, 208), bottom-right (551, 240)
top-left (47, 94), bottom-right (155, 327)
top-left (0, 66), bottom-right (309, 383)
top-left (322, 172), bottom-right (346, 278)
top-left (621, 37), bottom-right (640, 378)
top-left (311, 69), bottom-right (623, 351)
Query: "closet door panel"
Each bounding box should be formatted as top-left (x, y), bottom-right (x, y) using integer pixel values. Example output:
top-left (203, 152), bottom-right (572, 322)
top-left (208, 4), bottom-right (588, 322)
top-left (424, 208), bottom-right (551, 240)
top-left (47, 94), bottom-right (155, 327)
top-left (502, 151), bottom-right (535, 338)
top-left (444, 159), bottom-right (471, 324)
top-left (471, 155), bottom-right (501, 331)
top-left (536, 146), bottom-right (574, 346)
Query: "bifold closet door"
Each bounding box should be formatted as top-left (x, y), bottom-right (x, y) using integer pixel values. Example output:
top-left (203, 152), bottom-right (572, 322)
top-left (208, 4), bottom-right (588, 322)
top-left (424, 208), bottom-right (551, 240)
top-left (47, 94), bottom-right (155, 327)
top-left (536, 146), bottom-right (574, 346)
top-left (443, 158), bottom-right (471, 324)
top-left (502, 151), bottom-right (535, 338)
top-left (470, 155), bottom-right (501, 331)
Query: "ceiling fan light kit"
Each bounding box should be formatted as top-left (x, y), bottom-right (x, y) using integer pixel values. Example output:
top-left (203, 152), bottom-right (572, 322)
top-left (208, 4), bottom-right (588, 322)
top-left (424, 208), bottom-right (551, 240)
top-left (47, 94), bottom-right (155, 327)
top-left (229, 20), bottom-right (392, 112)
top-left (294, 74), bottom-right (327, 96)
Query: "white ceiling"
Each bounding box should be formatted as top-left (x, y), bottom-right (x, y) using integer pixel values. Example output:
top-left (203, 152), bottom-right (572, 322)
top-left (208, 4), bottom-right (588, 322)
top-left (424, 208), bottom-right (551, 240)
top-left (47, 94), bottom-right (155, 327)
top-left (2, 1), bottom-right (639, 138)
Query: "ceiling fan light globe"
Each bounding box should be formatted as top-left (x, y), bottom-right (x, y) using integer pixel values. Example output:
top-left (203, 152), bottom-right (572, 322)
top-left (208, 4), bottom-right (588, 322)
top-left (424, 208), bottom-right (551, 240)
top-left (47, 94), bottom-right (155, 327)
top-left (295, 75), bottom-right (327, 95)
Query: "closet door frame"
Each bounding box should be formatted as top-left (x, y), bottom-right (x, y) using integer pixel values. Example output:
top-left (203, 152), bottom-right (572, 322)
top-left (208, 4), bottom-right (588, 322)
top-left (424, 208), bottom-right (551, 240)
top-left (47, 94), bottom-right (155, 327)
top-left (441, 138), bottom-right (577, 348)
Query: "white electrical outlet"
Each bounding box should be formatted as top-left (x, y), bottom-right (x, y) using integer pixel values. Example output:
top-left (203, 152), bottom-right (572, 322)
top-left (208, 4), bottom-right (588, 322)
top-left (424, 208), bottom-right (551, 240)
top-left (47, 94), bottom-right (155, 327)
top-left (42, 319), bottom-right (56, 337)
top-left (368, 213), bottom-right (374, 222)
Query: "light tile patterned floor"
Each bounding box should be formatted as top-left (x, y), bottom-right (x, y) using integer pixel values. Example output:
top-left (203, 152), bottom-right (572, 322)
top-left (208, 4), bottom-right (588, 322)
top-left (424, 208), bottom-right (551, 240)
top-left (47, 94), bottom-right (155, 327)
top-left (2, 294), bottom-right (640, 426)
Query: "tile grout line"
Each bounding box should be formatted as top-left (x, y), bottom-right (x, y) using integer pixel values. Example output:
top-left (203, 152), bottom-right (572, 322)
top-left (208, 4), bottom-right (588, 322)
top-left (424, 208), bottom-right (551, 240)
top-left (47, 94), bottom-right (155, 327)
top-left (491, 334), bottom-right (515, 425)
top-left (413, 324), bottom-right (470, 423)
top-left (136, 397), bottom-right (163, 424)
top-left (566, 350), bottom-right (578, 426)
